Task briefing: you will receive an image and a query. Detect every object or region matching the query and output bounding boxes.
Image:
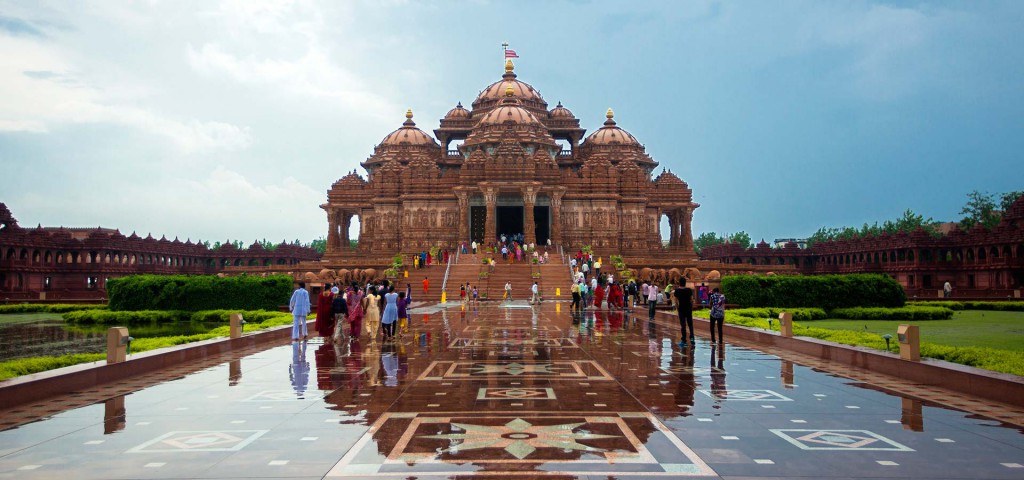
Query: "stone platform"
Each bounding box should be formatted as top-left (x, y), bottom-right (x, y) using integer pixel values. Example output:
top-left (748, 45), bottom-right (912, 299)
top-left (0, 303), bottom-right (1022, 479)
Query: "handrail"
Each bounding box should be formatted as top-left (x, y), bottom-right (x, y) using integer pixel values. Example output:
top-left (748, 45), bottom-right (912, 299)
top-left (441, 249), bottom-right (456, 294)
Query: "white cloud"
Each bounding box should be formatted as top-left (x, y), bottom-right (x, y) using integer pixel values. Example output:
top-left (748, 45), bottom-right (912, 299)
top-left (0, 32), bottom-right (251, 153)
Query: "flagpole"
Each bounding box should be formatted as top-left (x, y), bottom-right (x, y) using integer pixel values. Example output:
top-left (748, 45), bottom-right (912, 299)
top-left (502, 41), bottom-right (508, 66)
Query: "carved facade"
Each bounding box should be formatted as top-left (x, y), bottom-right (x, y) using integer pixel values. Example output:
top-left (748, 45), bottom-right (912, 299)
top-left (323, 60), bottom-right (698, 261)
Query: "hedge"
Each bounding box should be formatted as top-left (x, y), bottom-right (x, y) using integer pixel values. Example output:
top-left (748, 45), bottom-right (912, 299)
top-left (701, 309), bottom-right (1024, 376)
top-left (729, 307), bottom-right (827, 322)
top-left (722, 274), bottom-right (905, 309)
top-left (63, 309), bottom-right (288, 325)
top-left (828, 306), bottom-right (954, 320)
top-left (107, 274), bottom-right (293, 311)
top-left (0, 304), bottom-right (107, 314)
top-left (908, 301), bottom-right (1024, 312)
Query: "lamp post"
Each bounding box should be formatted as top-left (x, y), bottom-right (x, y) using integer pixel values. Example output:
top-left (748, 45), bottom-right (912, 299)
top-left (882, 333), bottom-right (893, 352)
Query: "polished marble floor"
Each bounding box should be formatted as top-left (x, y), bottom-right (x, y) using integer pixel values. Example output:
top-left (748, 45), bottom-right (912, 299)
top-left (1, 301), bottom-right (1023, 479)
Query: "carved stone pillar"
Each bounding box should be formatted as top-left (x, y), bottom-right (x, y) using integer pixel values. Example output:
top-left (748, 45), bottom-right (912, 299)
top-left (683, 207), bottom-right (694, 252)
top-left (326, 208), bottom-right (339, 254)
top-left (667, 210), bottom-right (678, 247)
top-left (550, 192), bottom-right (563, 245)
top-left (456, 192), bottom-right (469, 244)
top-left (522, 187), bottom-right (537, 246)
top-left (483, 187), bottom-right (497, 246)
top-left (341, 212), bottom-right (352, 246)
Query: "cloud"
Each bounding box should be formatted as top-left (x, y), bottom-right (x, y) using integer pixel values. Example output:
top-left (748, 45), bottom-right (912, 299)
top-left (0, 27), bottom-right (251, 153)
top-left (0, 15), bottom-right (45, 37)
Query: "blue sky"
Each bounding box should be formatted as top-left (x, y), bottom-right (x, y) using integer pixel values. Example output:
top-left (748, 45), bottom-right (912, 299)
top-left (0, 1), bottom-right (1021, 245)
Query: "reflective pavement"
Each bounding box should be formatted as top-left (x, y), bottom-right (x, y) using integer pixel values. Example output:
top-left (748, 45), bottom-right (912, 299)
top-left (1, 301), bottom-right (1023, 479)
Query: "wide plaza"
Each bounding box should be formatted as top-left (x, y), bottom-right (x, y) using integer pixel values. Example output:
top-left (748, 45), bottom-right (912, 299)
top-left (1, 301), bottom-right (1022, 479)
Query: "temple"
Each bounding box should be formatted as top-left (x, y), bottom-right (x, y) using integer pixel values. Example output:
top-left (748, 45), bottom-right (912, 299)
top-left (321, 60), bottom-right (698, 262)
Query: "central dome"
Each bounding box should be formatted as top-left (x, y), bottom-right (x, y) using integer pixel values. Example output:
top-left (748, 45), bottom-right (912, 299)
top-left (472, 60), bottom-right (547, 109)
top-left (476, 104), bottom-right (544, 127)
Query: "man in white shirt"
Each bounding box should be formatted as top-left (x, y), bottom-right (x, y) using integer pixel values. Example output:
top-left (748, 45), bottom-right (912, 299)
top-left (530, 282), bottom-right (540, 305)
top-left (504, 281), bottom-right (513, 301)
top-left (647, 283), bottom-right (659, 320)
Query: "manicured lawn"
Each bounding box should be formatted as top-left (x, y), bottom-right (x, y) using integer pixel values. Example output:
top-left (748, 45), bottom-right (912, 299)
top-left (809, 310), bottom-right (1024, 351)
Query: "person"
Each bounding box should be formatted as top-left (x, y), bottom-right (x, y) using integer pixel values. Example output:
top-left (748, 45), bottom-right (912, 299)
top-left (504, 281), bottom-right (512, 301)
top-left (673, 281), bottom-right (694, 345)
top-left (461, 242), bottom-right (467, 254)
top-left (330, 285), bottom-right (347, 342)
top-left (347, 284), bottom-right (364, 338)
top-left (405, 283), bottom-right (412, 303)
top-left (363, 287), bottom-right (381, 341)
top-left (423, 276), bottom-right (430, 295)
top-left (709, 287), bottom-right (726, 344)
top-left (288, 282), bottom-right (311, 341)
top-left (501, 245), bottom-right (509, 260)
top-left (397, 292), bottom-right (409, 335)
top-left (472, 285), bottom-right (479, 304)
top-left (471, 240), bottom-right (477, 254)
top-left (698, 283), bottom-right (709, 306)
top-left (647, 282), bottom-right (660, 320)
top-left (413, 256), bottom-right (419, 269)
top-left (608, 282), bottom-right (622, 310)
top-left (943, 281), bottom-right (952, 298)
top-left (316, 283), bottom-right (335, 342)
top-left (593, 279), bottom-right (606, 309)
top-left (571, 281), bottom-right (581, 312)
top-left (595, 258), bottom-right (602, 277)
top-left (489, 258), bottom-right (496, 272)
top-left (460, 283), bottom-right (467, 303)
top-left (531, 281), bottom-right (540, 305)
top-left (381, 287), bottom-right (399, 341)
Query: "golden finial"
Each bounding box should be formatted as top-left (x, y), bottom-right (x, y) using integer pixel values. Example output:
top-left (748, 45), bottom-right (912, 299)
top-left (405, 109), bottom-right (413, 119)
top-left (606, 108), bottom-right (614, 119)
top-left (505, 85), bottom-right (515, 97)
top-left (505, 59), bottom-right (514, 73)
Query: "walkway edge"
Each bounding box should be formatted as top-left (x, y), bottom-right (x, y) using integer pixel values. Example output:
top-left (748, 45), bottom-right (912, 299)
top-left (0, 324), bottom-right (293, 410)
top-left (689, 315), bottom-right (1024, 407)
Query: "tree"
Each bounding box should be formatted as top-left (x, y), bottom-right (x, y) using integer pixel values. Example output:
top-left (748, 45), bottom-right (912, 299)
top-left (959, 190), bottom-right (999, 230)
top-left (1000, 191), bottom-right (1024, 212)
top-left (309, 238), bottom-right (327, 254)
top-left (694, 232), bottom-right (724, 255)
top-left (729, 231), bottom-right (752, 248)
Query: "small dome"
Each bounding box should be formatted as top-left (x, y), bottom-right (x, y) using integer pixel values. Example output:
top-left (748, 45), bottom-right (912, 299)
top-left (379, 109), bottom-right (438, 147)
top-left (549, 101), bottom-right (575, 119)
top-left (444, 102), bottom-right (470, 119)
top-left (582, 108), bottom-right (640, 146)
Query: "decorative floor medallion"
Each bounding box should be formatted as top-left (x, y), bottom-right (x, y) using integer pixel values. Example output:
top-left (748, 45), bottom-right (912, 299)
top-left (449, 338), bottom-right (577, 348)
top-left (417, 360), bottom-right (613, 381)
top-left (325, 412), bottom-right (715, 477)
top-left (771, 429), bottom-right (914, 451)
top-left (699, 389), bottom-right (793, 401)
top-left (127, 430), bottom-right (268, 453)
top-left (477, 387), bottom-right (556, 400)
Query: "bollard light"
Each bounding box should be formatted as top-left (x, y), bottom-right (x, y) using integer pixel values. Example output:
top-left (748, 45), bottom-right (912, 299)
top-left (882, 333), bottom-right (893, 351)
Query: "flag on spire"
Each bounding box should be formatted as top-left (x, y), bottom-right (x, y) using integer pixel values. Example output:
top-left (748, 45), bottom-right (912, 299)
top-left (504, 49), bottom-right (519, 59)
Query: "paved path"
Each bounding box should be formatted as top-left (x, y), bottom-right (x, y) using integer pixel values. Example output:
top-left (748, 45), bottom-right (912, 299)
top-left (1, 303), bottom-right (1023, 478)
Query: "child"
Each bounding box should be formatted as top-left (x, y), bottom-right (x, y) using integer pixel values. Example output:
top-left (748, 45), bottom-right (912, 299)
top-left (472, 285), bottom-right (479, 304)
top-left (397, 291), bottom-right (408, 336)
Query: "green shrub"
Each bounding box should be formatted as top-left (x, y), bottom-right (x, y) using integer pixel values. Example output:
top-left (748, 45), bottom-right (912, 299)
top-left (723, 274), bottom-right (906, 309)
top-left (909, 301), bottom-right (1024, 312)
top-left (107, 274), bottom-right (292, 311)
top-left (0, 304), bottom-right (107, 314)
top-left (829, 306), bottom-right (953, 320)
top-left (730, 307), bottom-right (828, 321)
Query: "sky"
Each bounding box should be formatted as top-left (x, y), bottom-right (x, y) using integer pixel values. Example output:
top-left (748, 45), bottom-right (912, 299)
top-left (1, 0), bottom-right (1022, 246)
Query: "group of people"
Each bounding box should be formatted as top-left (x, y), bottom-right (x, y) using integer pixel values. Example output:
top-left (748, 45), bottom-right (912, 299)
top-left (569, 274), bottom-right (728, 346)
top-left (458, 282), bottom-right (481, 304)
top-left (412, 250), bottom-right (450, 269)
top-left (289, 279), bottom-right (415, 344)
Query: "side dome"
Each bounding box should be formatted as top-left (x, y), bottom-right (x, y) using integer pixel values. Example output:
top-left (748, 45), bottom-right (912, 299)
top-left (379, 110), bottom-right (438, 147)
top-left (444, 102), bottom-right (470, 120)
top-left (549, 101), bottom-right (575, 119)
top-left (582, 108), bottom-right (640, 146)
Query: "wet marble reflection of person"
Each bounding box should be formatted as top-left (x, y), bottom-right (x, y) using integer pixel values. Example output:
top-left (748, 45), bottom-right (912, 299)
top-left (382, 342), bottom-right (399, 387)
top-left (675, 344), bottom-right (697, 416)
top-left (290, 340), bottom-right (310, 399)
top-left (315, 341), bottom-right (342, 391)
top-left (710, 344), bottom-right (727, 405)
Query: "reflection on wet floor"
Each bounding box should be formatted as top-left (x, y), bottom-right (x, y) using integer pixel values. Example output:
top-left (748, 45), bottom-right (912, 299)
top-left (1, 302), bottom-right (1023, 479)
